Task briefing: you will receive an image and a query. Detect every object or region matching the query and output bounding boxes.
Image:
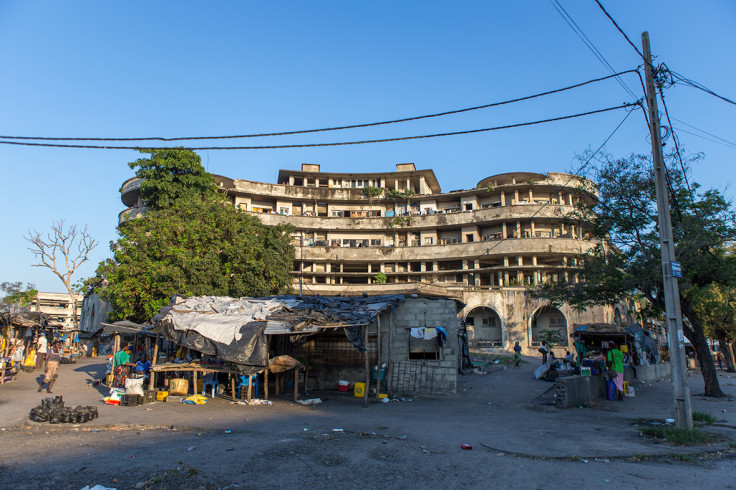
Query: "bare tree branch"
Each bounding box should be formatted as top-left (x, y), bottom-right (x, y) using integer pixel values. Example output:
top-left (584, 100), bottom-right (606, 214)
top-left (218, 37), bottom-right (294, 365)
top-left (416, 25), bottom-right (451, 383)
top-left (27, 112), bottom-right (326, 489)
top-left (25, 220), bottom-right (98, 328)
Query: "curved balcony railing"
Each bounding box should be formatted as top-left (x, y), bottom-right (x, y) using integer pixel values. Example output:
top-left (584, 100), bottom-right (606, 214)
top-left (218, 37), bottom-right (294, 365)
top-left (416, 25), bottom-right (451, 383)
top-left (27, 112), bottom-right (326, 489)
top-left (248, 203), bottom-right (577, 231)
top-left (294, 237), bottom-right (594, 262)
top-left (118, 205), bottom-right (147, 224)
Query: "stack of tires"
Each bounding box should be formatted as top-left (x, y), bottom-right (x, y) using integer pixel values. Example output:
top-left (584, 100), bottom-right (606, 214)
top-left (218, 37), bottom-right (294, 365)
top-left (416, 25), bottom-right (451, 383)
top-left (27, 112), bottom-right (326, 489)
top-left (29, 396), bottom-right (98, 424)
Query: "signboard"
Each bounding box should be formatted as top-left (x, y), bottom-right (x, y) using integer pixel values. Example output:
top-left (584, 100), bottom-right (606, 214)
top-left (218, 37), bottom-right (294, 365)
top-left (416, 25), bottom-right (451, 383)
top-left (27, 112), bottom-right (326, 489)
top-left (671, 261), bottom-right (682, 278)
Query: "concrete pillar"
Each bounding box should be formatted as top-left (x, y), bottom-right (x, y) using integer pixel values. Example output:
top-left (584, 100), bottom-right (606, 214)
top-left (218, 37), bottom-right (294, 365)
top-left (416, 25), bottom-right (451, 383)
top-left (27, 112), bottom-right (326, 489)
top-left (529, 189), bottom-right (533, 202)
top-left (502, 222), bottom-right (508, 239)
top-left (289, 176), bottom-right (295, 185)
top-left (517, 256), bottom-right (523, 266)
top-left (568, 193), bottom-right (573, 206)
top-left (503, 256), bottom-right (509, 267)
top-left (514, 189), bottom-right (519, 204)
top-left (516, 221), bottom-right (521, 238)
top-left (500, 191), bottom-right (506, 206)
top-left (504, 271), bottom-right (510, 286)
top-left (420, 262), bottom-right (427, 272)
top-left (531, 221), bottom-right (535, 237)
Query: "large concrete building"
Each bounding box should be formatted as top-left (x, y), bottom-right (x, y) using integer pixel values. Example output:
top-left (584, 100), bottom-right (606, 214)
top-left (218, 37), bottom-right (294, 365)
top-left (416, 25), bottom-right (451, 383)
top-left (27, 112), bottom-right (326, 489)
top-left (120, 163), bottom-right (628, 354)
top-left (32, 292), bottom-right (83, 330)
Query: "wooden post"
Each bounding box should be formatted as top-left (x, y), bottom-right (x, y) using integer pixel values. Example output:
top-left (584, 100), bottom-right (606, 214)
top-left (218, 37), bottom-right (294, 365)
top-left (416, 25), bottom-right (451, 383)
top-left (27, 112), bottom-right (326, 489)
top-left (264, 369), bottom-right (269, 400)
top-left (148, 336), bottom-right (160, 391)
top-left (375, 315), bottom-right (381, 399)
top-left (192, 370), bottom-right (197, 396)
top-left (363, 324), bottom-right (369, 406)
top-left (293, 368), bottom-right (298, 401)
top-left (247, 375), bottom-right (253, 401)
top-left (387, 313), bottom-right (393, 397)
top-left (231, 375), bottom-right (236, 401)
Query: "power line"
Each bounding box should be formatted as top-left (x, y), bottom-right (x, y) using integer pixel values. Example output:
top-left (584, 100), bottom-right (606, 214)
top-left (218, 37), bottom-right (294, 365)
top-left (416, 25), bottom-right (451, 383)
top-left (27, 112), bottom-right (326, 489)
top-left (658, 87), bottom-right (696, 205)
top-left (668, 70), bottom-right (736, 107)
top-left (593, 0), bottom-right (644, 60)
top-left (0, 103), bottom-right (635, 151)
top-left (672, 126), bottom-right (736, 150)
top-left (670, 117), bottom-right (736, 149)
top-left (406, 105), bottom-right (639, 292)
top-left (549, 0), bottom-right (639, 102)
top-left (0, 70), bottom-right (638, 143)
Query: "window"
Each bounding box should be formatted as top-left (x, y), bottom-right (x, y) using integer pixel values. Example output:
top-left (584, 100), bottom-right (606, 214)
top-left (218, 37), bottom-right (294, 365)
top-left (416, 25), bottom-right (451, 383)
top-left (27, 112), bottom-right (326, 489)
top-left (370, 239), bottom-right (382, 246)
top-left (409, 331), bottom-right (440, 360)
top-left (424, 237), bottom-right (434, 245)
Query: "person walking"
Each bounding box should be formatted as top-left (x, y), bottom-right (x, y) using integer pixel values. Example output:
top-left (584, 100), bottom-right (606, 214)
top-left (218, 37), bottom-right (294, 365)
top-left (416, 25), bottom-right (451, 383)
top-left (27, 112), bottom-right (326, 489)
top-left (538, 341), bottom-right (549, 364)
top-left (606, 341), bottom-right (625, 401)
top-left (513, 341), bottom-right (522, 368)
top-left (38, 341), bottom-right (62, 393)
top-left (35, 333), bottom-right (47, 371)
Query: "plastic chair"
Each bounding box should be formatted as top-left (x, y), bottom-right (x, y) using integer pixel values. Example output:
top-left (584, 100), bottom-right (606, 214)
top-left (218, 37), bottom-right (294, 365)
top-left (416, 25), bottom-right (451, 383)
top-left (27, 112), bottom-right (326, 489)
top-left (237, 375), bottom-right (259, 399)
top-left (202, 373), bottom-right (219, 398)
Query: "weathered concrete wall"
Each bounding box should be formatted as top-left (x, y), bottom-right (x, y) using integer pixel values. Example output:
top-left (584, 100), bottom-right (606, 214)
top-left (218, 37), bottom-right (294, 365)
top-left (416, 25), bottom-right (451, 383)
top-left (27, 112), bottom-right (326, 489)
top-left (460, 289), bottom-right (620, 355)
top-left (554, 362), bottom-right (671, 408)
top-left (386, 297), bottom-right (459, 395)
top-left (79, 292), bottom-right (112, 334)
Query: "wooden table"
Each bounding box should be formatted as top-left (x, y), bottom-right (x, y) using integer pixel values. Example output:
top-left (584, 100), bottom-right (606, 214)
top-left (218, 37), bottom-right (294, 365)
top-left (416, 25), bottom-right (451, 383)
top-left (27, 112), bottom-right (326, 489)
top-left (149, 363), bottom-right (257, 401)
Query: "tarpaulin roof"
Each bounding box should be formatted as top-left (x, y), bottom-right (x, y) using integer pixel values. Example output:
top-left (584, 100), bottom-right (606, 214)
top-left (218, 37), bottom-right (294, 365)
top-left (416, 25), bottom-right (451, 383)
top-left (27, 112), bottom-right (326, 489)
top-left (1, 311), bottom-right (49, 329)
top-left (151, 295), bottom-right (405, 367)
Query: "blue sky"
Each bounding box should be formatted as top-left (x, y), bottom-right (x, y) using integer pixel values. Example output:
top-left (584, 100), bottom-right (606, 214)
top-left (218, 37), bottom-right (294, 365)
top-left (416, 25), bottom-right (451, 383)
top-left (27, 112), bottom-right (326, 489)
top-left (1, 1), bottom-right (734, 293)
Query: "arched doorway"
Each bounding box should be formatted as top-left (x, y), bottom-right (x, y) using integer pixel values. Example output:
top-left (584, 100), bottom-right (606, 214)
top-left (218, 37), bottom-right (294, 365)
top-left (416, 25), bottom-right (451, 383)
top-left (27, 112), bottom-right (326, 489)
top-left (530, 306), bottom-right (568, 346)
top-left (465, 307), bottom-right (503, 347)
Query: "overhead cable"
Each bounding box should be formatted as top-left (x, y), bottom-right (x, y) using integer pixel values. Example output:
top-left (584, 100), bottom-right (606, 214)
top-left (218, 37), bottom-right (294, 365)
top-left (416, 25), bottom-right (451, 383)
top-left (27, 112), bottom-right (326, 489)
top-left (0, 102), bottom-right (636, 151)
top-left (593, 0), bottom-right (644, 60)
top-left (0, 71), bottom-right (638, 143)
top-left (548, 0), bottom-right (639, 102)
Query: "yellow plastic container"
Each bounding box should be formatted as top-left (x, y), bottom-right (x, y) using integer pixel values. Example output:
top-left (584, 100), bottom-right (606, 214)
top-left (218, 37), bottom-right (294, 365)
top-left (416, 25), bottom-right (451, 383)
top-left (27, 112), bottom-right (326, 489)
top-left (622, 381), bottom-right (629, 392)
top-left (620, 345), bottom-right (629, 353)
top-left (156, 390), bottom-right (169, 402)
top-left (378, 393), bottom-right (388, 399)
top-left (354, 382), bottom-right (366, 398)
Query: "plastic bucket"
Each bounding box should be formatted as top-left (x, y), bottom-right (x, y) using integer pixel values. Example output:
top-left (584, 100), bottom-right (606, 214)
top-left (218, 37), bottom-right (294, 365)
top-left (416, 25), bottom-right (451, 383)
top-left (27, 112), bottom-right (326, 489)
top-left (337, 380), bottom-right (350, 392)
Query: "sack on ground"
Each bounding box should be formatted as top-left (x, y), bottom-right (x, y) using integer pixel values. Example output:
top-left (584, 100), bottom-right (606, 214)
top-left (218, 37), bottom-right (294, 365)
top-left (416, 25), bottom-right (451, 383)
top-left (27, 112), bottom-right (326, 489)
top-left (124, 377), bottom-right (145, 396)
top-left (169, 378), bottom-right (189, 395)
top-left (533, 364), bottom-right (550, 380)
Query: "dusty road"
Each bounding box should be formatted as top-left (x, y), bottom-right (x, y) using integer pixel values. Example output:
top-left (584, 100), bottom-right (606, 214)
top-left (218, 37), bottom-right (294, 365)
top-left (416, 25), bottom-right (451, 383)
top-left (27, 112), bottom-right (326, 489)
top-left (1, 356), bottom-right (735, 489)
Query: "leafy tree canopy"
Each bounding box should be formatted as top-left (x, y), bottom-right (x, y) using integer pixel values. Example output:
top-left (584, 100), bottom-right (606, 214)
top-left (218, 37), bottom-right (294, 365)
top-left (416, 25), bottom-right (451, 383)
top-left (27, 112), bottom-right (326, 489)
top-left (535, 150), bottom-right (736, 397)
top-left (129, 148), bottom-right (219, 210)
top-left (1, 281), bottom-right (37, 313)
top-left (99, 199), bottom-right (295, 323)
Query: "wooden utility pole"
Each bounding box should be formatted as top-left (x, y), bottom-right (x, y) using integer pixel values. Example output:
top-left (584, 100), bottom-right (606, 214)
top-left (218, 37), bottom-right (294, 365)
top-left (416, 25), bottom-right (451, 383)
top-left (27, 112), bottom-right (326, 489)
top-left (641, 31), bottom-right (693, 429)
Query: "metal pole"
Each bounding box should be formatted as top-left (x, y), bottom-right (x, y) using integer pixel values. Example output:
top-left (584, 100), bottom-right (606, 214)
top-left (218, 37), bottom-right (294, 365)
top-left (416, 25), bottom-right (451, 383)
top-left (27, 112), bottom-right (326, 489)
top-left (641, 31), bottom-right (693, 429)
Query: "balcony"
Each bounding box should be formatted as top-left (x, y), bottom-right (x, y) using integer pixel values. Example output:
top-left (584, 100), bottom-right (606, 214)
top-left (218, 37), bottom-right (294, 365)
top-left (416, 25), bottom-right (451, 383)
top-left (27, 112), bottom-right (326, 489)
top-left (121, 177), bottom-right (143, 207)
top-left (118, 205), bottom-right (147, 225)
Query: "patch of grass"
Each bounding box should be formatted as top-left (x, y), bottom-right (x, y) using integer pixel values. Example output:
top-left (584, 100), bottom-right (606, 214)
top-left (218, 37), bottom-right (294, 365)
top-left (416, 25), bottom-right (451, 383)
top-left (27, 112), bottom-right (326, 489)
top-left (671, 453), bottom-right (694, 462)
top-left (692, 411), bottom-right (716, 424)
top-left (639, 426), bottom-right (716, 446)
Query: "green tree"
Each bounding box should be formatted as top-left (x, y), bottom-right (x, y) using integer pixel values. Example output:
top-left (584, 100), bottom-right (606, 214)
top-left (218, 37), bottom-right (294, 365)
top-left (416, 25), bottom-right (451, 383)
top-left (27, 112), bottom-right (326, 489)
top-left (691, 283), bottom-right (736, 372)
top-left (535, 150), bottom-right (735, 397)
top-left (99, 199), bottom-right (295, 323)
top-left (129, 148), bottom-right (219, 210)
top-left (1, 281), bottom-right (37, 313)
top-left (373, 271), bottom-right (387, 284)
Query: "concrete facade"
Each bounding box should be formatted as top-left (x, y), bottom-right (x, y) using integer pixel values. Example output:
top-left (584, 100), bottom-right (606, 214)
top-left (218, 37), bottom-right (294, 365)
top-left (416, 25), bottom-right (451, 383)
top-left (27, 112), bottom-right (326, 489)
top-left (79, 291), bottom-right (113, 334)
top-left (31, 292), bottom-right (83, 330)
top-left (120, 163), bottom-right (623, 354)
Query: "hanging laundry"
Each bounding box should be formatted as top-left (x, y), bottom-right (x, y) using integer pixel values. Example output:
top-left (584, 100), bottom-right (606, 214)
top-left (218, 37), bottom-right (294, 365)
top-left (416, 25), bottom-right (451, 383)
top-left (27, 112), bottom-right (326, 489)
top-left (410, 328), bottom-right (425, 339)
top-left (423, 328), bottom-right (438, 340)
top-left (436, 327), bottom-right (448, 348)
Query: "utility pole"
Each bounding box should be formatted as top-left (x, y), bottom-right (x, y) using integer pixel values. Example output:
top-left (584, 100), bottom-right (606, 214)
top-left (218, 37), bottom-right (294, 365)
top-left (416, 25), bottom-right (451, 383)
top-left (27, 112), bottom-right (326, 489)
top-left (641, 31), bottom-right (693, 429)
top-left (299, 233), bottom-right (304, 296)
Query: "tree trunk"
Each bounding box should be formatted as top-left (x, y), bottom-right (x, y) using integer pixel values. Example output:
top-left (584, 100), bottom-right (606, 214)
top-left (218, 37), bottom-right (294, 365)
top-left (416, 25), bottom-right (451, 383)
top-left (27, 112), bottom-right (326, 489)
top-left (717, 336), bottom-right (736, 373)
top-left (681, 305), bottom-right (724, 397)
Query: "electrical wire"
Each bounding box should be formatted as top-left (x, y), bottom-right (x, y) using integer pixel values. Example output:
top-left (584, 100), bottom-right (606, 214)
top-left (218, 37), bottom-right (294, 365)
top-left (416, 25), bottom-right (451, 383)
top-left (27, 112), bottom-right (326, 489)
top-left (593, 0), bottom-right (644, 60)
top-left (671, 126), bottom-right (736, 151)
top-left (0, 103), bottom-right (635, 151)
top-left (670, 117), bottom-right (736, 149)
top-left (0, 70), bottom-right (638, 143)
top-left (668, 70), bottom-right (736, 107)
top-left (658, 86), bottom-right (695, 206)
top-left (549, 0), bottom-right (639, 102)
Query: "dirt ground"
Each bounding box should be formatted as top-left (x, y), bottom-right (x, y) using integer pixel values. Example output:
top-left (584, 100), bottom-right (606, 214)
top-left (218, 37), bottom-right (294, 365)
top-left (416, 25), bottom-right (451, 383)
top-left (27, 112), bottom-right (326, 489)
top-left (1, 356), bottom-right (736, 489)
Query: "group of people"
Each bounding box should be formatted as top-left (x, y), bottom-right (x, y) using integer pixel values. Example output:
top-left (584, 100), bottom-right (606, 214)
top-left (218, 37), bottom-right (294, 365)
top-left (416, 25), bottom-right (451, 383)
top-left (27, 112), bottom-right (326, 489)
top-left (109, 342), bottom-right (152, 388)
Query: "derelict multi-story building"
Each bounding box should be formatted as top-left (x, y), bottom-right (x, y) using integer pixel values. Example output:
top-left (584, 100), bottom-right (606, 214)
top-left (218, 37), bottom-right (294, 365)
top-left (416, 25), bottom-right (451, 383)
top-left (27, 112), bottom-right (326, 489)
top-left (120, 163), bottom-right (628, 354)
